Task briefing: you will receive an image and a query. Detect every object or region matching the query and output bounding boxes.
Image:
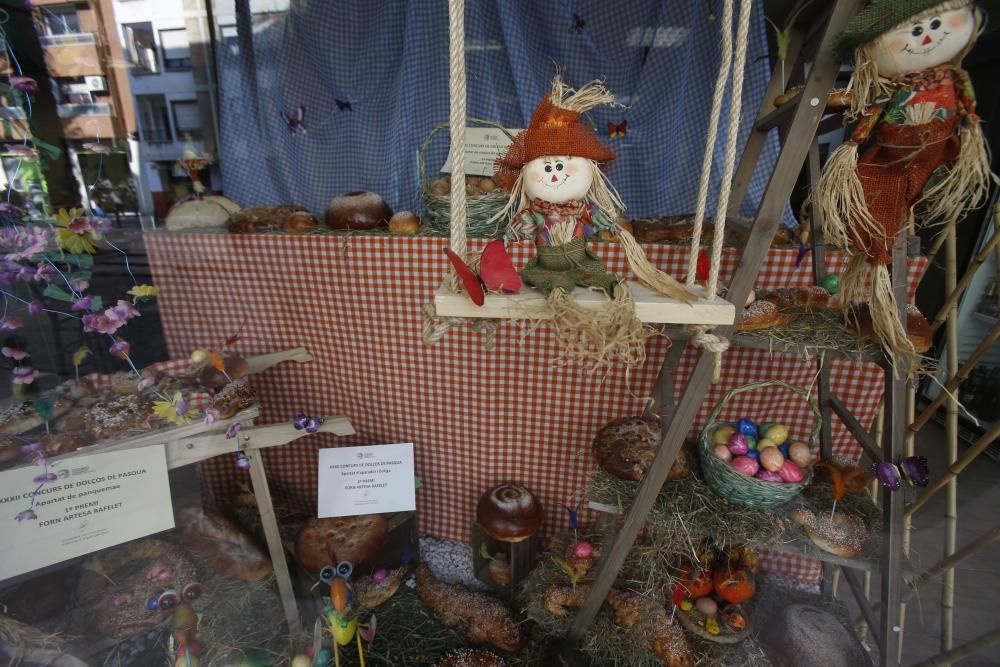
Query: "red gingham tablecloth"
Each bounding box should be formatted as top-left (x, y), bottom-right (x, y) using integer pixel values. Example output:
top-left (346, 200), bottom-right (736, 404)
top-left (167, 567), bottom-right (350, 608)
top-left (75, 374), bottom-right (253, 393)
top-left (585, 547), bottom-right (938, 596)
top-left (144, 233), bottom-right (926, 585)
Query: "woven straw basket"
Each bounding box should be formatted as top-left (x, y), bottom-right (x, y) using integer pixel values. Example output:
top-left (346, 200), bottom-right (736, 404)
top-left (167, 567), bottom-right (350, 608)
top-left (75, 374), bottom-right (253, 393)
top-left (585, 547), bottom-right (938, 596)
top-left (419, 118), bottom-right (513, 239)
top-left (699, 380), bottom-right (820, 509)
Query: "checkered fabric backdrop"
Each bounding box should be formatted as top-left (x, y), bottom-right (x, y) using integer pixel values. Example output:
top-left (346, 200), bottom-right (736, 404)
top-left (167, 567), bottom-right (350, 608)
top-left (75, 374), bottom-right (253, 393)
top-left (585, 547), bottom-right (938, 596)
top-left (145, 233), bottom-right (927, 585)
top-left (215, 0), bottom-right (791, 223)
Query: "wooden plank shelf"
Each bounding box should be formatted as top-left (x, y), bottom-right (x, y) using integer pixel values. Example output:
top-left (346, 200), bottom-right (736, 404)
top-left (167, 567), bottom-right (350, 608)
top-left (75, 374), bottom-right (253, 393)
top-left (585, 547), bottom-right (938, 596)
top-left (434, 282), bottom-right (736, 325)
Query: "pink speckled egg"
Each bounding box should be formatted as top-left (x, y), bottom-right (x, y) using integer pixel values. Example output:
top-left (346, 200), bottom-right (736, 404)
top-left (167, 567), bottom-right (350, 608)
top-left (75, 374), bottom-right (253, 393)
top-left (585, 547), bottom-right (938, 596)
top-left (728, 433), bottom-right (749, 456)
top-left (760, 446), bottom-right (785, 472)
top-left (778, 459), bottom-right (805, 483)
top-left (574, 541), bottom-right (594, 559)
top-left (731, 456), bottom-right (759, 477)
top-left (713, 425), bottom-right (736, 446)
top-left (713, 444), bottom-right (733, 462)
top-left (371, 568), bottom-right (389, 584)
top-left (756, 469), bottom-right (783, 482)
top-left (788, 441), bottom-right (812, 468)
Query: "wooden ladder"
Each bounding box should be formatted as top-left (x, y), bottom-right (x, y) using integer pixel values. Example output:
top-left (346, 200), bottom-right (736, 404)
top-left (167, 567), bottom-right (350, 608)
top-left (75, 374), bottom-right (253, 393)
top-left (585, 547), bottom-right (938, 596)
top-left (562, 2), bottom-right (909, 666)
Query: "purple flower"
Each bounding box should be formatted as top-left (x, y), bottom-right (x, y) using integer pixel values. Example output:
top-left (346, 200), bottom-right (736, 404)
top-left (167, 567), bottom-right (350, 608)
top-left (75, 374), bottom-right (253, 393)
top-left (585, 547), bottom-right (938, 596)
top-left (12, 366), bottom-right (38, 384)
top-left (900, 455), bottom-right (929, 488)
top-left (2, 346), bottom-right (29, 360)
top-left (872, 461), bottom-right (901, 491)
top-left (136, 377), bottom-right (155, 391)
top-left (0, 317), bottom-right (22, 331)
top-left (16, 267), bottom-right (32, 282)
top-left (15, 509), bottom-right (37, 521)
top-left (33, 262), bottom-right (58, 283)
top-left (203, 408), bottom-right (220, 425)
top-left (174, 397), bottom-right (189, 416)
top-left (235, 452), bottom-right (251, 470)
top-left (111, 299), bottom-right (139, 321)
top-left (33, 472), bottom-right (57, 484)
top-left (82, 312), bottom-right (120, 334)
top-left (31, 455), bottom-right (50, 467)
top-left (19, 441), bottom-right (42, 455)
top-left (225, 421), bottom-right (244, 439)
top-left (305, 417), bottom-right (323, 433)
top-left (28, 300), bottom-right (43, 315)
top-left (293, 412), bottom-right (309, 430)
top-left (72, 295), bottom-right (94, 312)
top-left (10, 76), bottom-right (39, 94)
top-left (109, 340), bottom-right (130, 357)
top-left (0, 203), bottom-right (24, 218)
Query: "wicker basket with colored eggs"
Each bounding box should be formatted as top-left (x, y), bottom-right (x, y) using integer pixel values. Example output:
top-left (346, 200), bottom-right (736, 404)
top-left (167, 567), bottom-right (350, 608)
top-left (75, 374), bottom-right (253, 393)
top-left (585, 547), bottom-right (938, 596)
top-left (420, 118), bottom-right (513, 239)
top-left (699, 381), bottom-right (819, 508)
top-left (673, 546), bottom-right (756, 644)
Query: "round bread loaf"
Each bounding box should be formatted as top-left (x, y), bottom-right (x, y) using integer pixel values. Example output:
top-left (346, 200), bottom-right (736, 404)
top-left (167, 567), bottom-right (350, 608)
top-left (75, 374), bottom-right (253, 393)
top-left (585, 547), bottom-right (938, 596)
top-left (389, 211), bottom-right (421, 234)
top-left (592, 417), bottom-right (696, 482)
top-left (177, 507), bottom-right (272, 581)
top-left (326, 191), bottom-right (393, 230)
top-left (295, 514), bottom-right (388, 573)
top-left (83, 394), bottom-right (154, 441)
top-left (475, 483), bottom-right (543, 542)
top-left (165, 195), bottom-right (241, 231)
top-left (790, 507), bottom-right (868, 558)
top-left (736, 300), bottom-right (795, 331)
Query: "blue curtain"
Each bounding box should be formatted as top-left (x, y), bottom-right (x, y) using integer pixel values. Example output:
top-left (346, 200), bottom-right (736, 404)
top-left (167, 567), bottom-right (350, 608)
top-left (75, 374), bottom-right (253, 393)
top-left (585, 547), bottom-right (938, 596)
top-left (215, 0), bottom-right (789, 224)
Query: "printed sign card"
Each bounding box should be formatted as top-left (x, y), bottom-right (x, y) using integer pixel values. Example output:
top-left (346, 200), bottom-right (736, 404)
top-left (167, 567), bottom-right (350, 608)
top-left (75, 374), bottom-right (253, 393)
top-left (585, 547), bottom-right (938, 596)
top-left (0, 445), bottom-right (174, 580)
top-left (441, 127), bottom-right (521, 176)
top-left (318, 443), bottom-right (416, 517)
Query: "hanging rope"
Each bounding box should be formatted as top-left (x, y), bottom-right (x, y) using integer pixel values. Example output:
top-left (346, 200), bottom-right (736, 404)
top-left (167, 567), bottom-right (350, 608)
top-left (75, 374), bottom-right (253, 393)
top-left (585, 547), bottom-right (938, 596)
top-left (685, 0), bottom-right (753, 382)
top-left (446, 0), bottom-right (468, 291)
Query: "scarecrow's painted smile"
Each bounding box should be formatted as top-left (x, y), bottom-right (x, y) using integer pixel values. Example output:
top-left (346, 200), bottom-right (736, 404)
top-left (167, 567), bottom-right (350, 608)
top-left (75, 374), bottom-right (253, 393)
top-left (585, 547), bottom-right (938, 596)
top-left (874, 5), bottom-right (976, 76)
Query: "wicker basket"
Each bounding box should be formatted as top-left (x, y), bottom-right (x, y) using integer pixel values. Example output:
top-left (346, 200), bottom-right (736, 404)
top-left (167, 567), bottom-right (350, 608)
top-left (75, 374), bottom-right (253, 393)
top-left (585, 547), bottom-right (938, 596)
top-left (419, 118), bottom-right (513, 239)
top-left (699, 381), bottom-right (820, 509)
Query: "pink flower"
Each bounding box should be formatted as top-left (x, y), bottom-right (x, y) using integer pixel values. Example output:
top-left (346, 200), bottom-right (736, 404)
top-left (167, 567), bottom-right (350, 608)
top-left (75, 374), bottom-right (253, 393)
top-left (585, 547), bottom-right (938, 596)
top-left (1, 346), bottom-right (28, 360)
top-left (0, 317), bottom-right (22, 331)
top-left (82, 312), bottom-right (119, 334)
top-left (27, 300), bottom-right (43, 315)
top-left (10, 76), bottom-right (39, 94)
top-left (72, 295), bottom-right (93, 311)
top-left (16, 267), bottom-right (32, 282)
top-left (110, 300), bottom-right (139, 320)
top-left (137, 376), bottom-right (155, 391)
top-left (12, 366), bottom-right (39, 384)
top-left (109, 340), bottom-right (130, 358)
top-left (68, 216), bottom-right (93, 234)
top-left (33, 262), bottom-right (57, 283)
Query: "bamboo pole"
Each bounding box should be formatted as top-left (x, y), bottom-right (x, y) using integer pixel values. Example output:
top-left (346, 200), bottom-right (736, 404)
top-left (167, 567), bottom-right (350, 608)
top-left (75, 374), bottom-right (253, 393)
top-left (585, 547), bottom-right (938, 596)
top-left (908, 526), bottom-right (1000, 592)
top-left (912, 628), bottom-right (1000, 667)
top-left (929, 223), bottom-right (1000, 335)
top-left (941, 226), bottom-right (959, 659)
top-left (898, 386), bottom-right (915, 660)
top-left (910, 319), bottom-right (1000, 433)
top-left (905, 419), bottom-right (1000, 517)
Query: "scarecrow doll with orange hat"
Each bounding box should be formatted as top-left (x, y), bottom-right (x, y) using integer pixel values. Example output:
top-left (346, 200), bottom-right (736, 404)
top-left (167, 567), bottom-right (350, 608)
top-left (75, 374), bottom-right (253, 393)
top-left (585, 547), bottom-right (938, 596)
top-left (818, 0), bottom-right (994, 368)
top-left (491, 75), bottom-right (695, 300)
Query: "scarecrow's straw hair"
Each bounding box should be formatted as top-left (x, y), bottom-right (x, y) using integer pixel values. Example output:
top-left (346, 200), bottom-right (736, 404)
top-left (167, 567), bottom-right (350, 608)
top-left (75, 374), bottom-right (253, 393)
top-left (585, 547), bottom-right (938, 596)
top-left (549, 75), bottom-right (617, 115)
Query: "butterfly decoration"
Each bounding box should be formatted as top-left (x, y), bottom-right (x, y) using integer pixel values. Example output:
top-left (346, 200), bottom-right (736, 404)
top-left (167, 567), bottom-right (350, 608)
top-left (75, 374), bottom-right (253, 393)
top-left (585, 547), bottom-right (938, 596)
top-left (569, 13), bottom-right (586, 34)
top-left (443, 240), bottom-right (521, 307)
top-left (872, 456), bottom-right (929, 491)
top-left (281, 105), bottom-right (307, 134)
top-left (607, 120), bottom-right (627, 138)
top-left (334, 99), bottom-right (352, 112)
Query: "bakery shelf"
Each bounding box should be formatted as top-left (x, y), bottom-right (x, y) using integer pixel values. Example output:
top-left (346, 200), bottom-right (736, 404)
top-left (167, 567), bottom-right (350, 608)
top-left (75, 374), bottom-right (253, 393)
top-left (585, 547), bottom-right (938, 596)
top-left (434, 282), bottom-right (736, 325)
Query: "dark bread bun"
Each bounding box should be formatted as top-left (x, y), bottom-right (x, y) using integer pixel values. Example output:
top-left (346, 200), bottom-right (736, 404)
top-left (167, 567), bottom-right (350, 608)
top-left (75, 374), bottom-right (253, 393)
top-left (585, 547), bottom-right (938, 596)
top-left (475, 483), bottom-right (543, 542)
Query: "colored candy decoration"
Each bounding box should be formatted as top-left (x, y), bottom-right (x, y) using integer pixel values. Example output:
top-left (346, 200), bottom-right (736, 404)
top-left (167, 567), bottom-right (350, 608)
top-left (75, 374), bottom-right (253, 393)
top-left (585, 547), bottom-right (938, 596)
top-left (820, 274), bottom-right (840, 295)
top-left (755, 470), bottom-right (783, 482)
top-left (763, 424), bottom-right (788, 444)
top-left (788, 441), bottom-right (812, 468)
top-left (757, 437), bottom-right (778, 450)
top-left (777, 460), bottom-right (804, 483)
top-left (727, 433), bottom-right (749, 456)
top-left (759, 447), bottom-right (785, 472)
top-left (713, 425), bottom-right (736, 446)
top-left (731, 456), bottom-right (759, 477)
top-left (713, 444), bottom-right (733, 462)
top-left (737, 418), bottom-right (757, 437)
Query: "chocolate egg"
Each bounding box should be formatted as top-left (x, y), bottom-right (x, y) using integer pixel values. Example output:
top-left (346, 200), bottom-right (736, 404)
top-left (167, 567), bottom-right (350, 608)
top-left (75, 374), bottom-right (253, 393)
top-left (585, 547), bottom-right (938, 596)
top-left (728, 433), bottom-right (749, 456)
top-left (731, 456), bottom-right (759, 477)
top-left (713, 425), bottom-right (737, 446)
top-left (764, 424), bottom-right (789, 444)
top-left (737, 418), bottom-right (757, 437)
top-left (713, 444), bottom-right (733, 462)
top-left (757, 437), bottom-right (778, 450)
top-left (695, 596), bottom-right (719, 616)
top-left (788, 441), bottom-right (812, 468)
top-left (760, 446), bottom-right (785, 472)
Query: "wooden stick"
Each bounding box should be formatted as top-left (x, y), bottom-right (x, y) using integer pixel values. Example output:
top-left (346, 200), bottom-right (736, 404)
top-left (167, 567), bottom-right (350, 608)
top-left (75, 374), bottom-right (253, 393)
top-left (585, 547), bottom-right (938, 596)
top-left (907, 526), bottom-right (1000, 592)
top-left (829, 394), bottom-right (882, 463)
top-left (905, 418), bottom-right (1000, 517)
top-left (246, 347), bottom-right (314, 374)
top-left (842, 566), bottom-right (882, 647)
top-left (911, 628), bottom-right (1000, 667)
top-left (909, 319), bottom-right (1000, 433)
top-left (941, 227), bottom-right (959, 656)
top-left (929, 222), bottom-right (999, 335)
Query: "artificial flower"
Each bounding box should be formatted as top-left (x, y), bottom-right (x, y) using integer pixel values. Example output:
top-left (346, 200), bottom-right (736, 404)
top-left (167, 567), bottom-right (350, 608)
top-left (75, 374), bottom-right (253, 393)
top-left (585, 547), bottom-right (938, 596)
top-left (71, 277), bottom-right (90, 291)
top-left (16, 267), bottom-right (32, 282)
top-left (82, 300), bottom-right (140, 334)
top-left (871, 461), bottom-right (901, 491)
top-left (71, 295), bottom-right (93, 311)
top-left (12, 366), bottom-right (39, 384)
top-left (152, 392), bottom-right (199, 426)
top-left (31, 454), bottom-right (50, 467)
top-left (19, 441), bottom-right (42, 456)
top-left (136, 376), bottom-right (155, 391)
top-left (203, 408), bottom-right (220, 425)
top-left (900, 455), bottom-right (930, 488)
top-left (33, 262), bottom-right (57, 283)
top-left (305, 417), bottom-right (323, 433)
top-left (2, 225), bottom-right (51, 262)
top-left (108, 339), bottom-right (130, 359)
top-left (235, 451), bottom-right (251, 470)
top-left (226, 421), bottom-right (244, 439)
top-left (0, 203), bottom-right (24, 218)
top-left (15, 509), bottom-right (37, 521)
top-left (33, 472), bottom-right (57, 484)
top-left (0, 317), bottom-right (22, 331)
top-left (54, 208), bottom-right (100, 254)
top-left (293, 412), bottom-right (309, 430)
top-left (10, 76), bottom-right (39, 94)
top-left (127, 284), bottom-right (160, 304)
top-left (1, 346), bottom-right (28, 360)
top-left (72, 346), bottom-right (91, 369)
top-left (27, 300), bottom-right (43, 315)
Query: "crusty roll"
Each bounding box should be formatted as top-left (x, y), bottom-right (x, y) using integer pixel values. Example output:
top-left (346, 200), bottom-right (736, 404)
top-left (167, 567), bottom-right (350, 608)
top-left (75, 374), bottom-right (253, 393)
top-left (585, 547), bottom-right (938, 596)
top-left (735, 300), bottom-right (794, 331)
top-left (212, 377), bottom-right (255, 419)
top-left (295, 515), bottom-right (388, 573)
top-left (790, 507), bottom-right (868, 558)
top-left (765, 286), bottom-right (839, 312)
top-left (592, 416), bottom-right (695, 482)
top-left (227, 205), bottom-right (316, 234)
top-left (848, 304), bottom-right (932, 353)
top-left (389, 211), bottom-right (422, 235)
top-left (177, 507), bottom-right (272, 581)
top-left (631, 215), bottom-right (714, 243)
top-left (475, 483), bottom-right (543, 543)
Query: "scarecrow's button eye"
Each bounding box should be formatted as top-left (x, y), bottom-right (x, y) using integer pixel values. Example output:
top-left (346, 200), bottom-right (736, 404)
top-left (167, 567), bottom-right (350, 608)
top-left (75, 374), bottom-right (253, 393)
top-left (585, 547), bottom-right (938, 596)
top-left (544, 164), bottom-right (553, 173)
top-left (555, 162), bottom-right (564, 171)
top-left (930, 18), bottom-right (941, 30)
top-left (911, 25), bottom-right (924, 36)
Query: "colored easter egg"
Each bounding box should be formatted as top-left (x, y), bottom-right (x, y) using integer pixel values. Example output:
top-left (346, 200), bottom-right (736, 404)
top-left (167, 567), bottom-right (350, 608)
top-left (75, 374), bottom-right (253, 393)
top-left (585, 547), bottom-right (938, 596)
top-left (727, 433), bottom-right (749, 456)
top-left (695, 596), bottom-right (719, 616)
top-left (788, 441), bottom-right (812, 468)
top-left (756, 470), bottom-right (783, 482)
top-left (315, 649), bottom-right (332, 667)
top-left (713, 425), bottom-right (736, 445)
top-left (713, 444), bottom-right (733, 462)
top-left (778, 459), bottom-right (805, 483)
top-left (745, 449), bottom-right (760, 461)
top-left (821, 274), bottom-right (841, 295)
top-left (758, 422), bottom-right (774, 436)
top-left (176, 657), bottom-right (200, 667)
top-left (760, 447), bottom-right (785, 472)
top-left (757, 437), bottom-right (778, 450)
top-left (574, 542), bottom-right (594, 559)
top-left (371, 567), bottom-right (389, 584)
top-left (779, 442), bottom-right (790, 459)
top-left (764, 424), bottom-right (788, 444)
top-left (731, 456), bottom-right (759, 476)
top-left (737, 418), bottom-right (757, 437)
top-left (746, 436), bottom-right (758, 450)
top-left (291, 657), bottom-right (312, 667)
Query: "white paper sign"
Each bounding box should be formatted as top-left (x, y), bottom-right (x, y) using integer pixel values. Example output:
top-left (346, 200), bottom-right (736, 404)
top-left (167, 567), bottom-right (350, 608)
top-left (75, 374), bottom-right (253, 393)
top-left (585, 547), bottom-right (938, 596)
top-left (0, 445), bottom-right (174, 580)
top-left (441, 126), bottom-right (521, 176)
top-left (318, 443), bottom-right (416, 517)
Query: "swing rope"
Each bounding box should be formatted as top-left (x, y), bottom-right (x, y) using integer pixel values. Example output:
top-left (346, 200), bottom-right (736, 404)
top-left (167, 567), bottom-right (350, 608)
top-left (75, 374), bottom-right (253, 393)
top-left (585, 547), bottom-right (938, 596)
top-left (446, 0), bottom-right (468, 291)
